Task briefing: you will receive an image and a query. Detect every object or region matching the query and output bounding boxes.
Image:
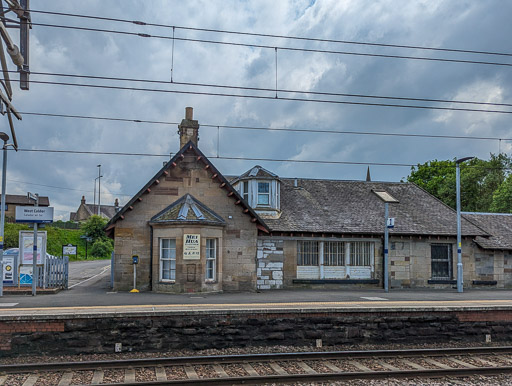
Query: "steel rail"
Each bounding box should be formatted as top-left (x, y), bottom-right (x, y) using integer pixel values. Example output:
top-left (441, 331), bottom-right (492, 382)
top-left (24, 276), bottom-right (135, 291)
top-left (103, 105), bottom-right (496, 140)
top-left (3, 346), bottom-right (512, 373)
top-left (104, 366), bottom-right (512, 385)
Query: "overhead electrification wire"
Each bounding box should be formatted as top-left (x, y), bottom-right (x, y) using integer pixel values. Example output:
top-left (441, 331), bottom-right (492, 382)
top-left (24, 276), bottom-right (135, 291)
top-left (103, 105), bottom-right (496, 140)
top-left (15, 70), bottom-right (512, 108)
top-left (12, 148), bottom-right (417, 167)
top-left (29, 22), bottom-right (512, 68)
top-left (12, 148), bottom-right (511, 172)
top-left (16, 110), bottom-right (512, 142)
top-left (25, 8), bottom-right (512, 58)
top-left (10, 78), bottom-right (512, 114)
top-left (6, 179), bottom-right (132, 197)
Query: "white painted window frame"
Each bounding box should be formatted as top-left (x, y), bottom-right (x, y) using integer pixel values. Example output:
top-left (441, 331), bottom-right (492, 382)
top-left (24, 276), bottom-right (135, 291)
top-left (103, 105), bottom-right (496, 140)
top-left (160, 238), bottom-right (176, 282)
top-left (205, 238), bottom-right (217, 282)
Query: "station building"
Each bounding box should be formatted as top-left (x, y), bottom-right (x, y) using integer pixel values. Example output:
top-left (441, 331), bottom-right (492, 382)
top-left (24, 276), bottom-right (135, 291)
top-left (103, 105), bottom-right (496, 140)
top-left (106, 108), bottom-right (512, 292)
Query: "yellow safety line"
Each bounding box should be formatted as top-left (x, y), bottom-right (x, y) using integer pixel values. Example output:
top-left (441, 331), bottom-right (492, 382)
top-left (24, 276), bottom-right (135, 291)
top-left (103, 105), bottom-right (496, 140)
top-left (2, 299), bottom-right (512, 313)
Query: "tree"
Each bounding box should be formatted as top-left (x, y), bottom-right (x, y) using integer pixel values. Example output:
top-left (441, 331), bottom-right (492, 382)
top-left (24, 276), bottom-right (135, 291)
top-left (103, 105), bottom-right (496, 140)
top-left (490, 175), bottom-right (512, 213)
top-left (90, 239), bottom-right (113, 258)
top-left (81, 215), bottom-right (108, 242)
top-left (406, 154), bottom-right (511, 212)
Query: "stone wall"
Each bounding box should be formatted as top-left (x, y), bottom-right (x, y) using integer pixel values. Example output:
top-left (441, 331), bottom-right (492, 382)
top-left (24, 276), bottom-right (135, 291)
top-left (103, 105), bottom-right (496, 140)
top-left (2, 309), bottom-right (512, 357)
top-left (256, 239), bottom-right (284, 289)
top-left (113, 151), bottom-right (259, 293)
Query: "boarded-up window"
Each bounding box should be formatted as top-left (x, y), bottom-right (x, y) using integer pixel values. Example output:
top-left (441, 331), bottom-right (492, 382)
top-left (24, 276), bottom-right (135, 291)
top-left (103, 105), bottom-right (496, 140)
top-left (324, 241), bottom-right (345, 266)
top-left (350, 242), bottom-right (373, 266)
top-left (431, 244), bottom-right (452, 279)
top-left (297, 241), bottom-right (319, 266)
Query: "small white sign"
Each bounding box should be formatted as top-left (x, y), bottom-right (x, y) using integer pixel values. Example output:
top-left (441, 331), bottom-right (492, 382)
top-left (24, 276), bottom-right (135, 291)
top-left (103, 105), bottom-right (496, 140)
top-left (15, 206), bottom-right (54, 223)
top-left (183, 234), bottom-right (200, 260)
top-left (387, 217), bottom-right (395, 228)
top-left (62, 244), bottom-right (77, 256)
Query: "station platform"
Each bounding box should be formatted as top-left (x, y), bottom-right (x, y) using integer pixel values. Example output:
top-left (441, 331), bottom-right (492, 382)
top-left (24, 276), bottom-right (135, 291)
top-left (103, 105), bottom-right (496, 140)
top-left (2, 288), bottom-right (512, 317)
top-left (2, 289), bottom-right (512, 357)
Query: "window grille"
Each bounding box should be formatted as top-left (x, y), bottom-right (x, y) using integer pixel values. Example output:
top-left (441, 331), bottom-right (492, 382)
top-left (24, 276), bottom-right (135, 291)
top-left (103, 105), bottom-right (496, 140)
top-left (431, 244), bottom-right (452, 279)
top-left (160, 238), bottom-right (176, 281)
top-left (350, 241), bottom-right (372, 266)
top-left (206, 238), bottom-right (217, 281)
top-left (324, 241), bottom-right (345, 266)
top-left (297, 241), bottom-right (319, 266)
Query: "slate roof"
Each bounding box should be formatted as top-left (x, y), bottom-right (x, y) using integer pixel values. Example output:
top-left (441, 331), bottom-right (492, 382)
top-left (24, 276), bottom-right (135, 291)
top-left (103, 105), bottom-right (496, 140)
top-left (84, 204), bottom-right (117, 219)
top-left (462, 212), bottom-right (512, 250)
top-left (263, 178), bottom-right (488, 236)
top-left (231, 165), bottom-right (279, 184)
top-left (150, 194), bottom-right (225, 226)
top-left (0, 194), bottom-right (50, 206)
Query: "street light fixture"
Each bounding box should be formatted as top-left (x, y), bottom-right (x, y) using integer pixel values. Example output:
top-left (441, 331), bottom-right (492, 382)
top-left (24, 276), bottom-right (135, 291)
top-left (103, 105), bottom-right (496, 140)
top-left (456, 156), bottom-right (474, 293)
top-left (0, 131), bottom-right (9, 297)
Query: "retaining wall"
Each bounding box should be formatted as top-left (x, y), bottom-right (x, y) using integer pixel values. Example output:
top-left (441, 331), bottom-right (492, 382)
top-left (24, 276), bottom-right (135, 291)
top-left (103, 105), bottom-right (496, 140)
top-left (1, 308), bottom-right (512, 357)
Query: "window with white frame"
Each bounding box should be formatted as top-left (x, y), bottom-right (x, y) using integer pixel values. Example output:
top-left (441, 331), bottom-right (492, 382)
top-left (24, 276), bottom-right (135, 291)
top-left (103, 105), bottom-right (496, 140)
top-left (206, 238), bottom-right (217, 281)
top-left (350, 241), bottom-right (372, 266)
top-left (257, 182), bottom-right (270, 205)
top-left (242, 181), bottom-right (249, 202)
top-left (160, 238), bottom-right (176, 281)
top-left (324, 241), bottom-right (345, 266)
top-left (297, 241), bottom-right (319, 266)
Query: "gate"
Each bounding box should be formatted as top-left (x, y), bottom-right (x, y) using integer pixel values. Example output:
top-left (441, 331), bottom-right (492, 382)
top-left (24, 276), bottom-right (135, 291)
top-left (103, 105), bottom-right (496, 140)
top-left (44, 255), bottom-right (69, 289)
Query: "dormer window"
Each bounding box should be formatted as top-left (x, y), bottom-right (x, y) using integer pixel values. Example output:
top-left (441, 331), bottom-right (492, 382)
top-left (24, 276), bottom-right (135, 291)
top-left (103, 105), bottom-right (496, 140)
top-left (257, 182), bottom-right (270, 205)
top-left (231, 165), bottom-right (281, 219)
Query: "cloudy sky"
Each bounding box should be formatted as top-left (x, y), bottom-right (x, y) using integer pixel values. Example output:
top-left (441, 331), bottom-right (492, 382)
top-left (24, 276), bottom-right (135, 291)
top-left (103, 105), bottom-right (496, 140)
top-left (2, 0), bottom-right (511, 220)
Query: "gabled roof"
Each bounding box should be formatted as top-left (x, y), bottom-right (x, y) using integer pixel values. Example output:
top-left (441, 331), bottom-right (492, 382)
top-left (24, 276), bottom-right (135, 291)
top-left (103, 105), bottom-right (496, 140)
top-left (263, 178), bottom-right (488, 237)
top-left (150, 194), bottom-right (225, 226)
top-left (462, 212), bottom-right (512, 250)
top-left (106, 141), bottom-right (269, 233)
top-left (231, 165), bottom-right (279, 184)
top-left (84, 204), bottom-right (117, 219)
top-left (0, 194), bottom-right (50, 206)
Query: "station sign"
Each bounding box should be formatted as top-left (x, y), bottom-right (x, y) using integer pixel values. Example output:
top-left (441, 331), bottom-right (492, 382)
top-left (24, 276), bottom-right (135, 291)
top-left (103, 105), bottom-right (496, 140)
top-left (15, 206), bottom-right (54, 223)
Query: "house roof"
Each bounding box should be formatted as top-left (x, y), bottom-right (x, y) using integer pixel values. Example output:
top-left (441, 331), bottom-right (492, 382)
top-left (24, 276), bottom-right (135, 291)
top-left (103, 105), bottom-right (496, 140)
top-left (263, 178), bottom-right (488, 237)
top-left (84, 204), bottom-right (117, 219)
top-left (0, 194), bottom-right (50, 206)
top-left (230, 165), bottom-right (280, 184)
top-left (150, 194), bottom-right (226, 226)
top-left (462, 212), bottom-right (512, 250)
top-left (106, 141), bottom-right (269, 233)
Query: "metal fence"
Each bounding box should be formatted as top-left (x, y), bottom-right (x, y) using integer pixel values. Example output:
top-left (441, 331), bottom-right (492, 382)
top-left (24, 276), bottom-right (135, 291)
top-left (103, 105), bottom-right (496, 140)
top-left (44, 255), bottom-right (69, 289)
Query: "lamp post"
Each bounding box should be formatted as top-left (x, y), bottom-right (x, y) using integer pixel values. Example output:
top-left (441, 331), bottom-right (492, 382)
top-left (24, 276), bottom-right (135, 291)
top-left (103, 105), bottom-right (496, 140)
top-left (456, 156), bottom-right (474, 293)
top-left (372, 189), bottom-right (399, 293)
top-left (97, 165), bottom-right (101, 216)
top-left (0, 132), bottom-right (9, 297)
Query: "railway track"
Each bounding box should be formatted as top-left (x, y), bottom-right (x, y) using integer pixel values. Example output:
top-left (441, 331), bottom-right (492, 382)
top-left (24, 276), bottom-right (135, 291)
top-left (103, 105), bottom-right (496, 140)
top-left (3, 346), bottom-right (512, 385)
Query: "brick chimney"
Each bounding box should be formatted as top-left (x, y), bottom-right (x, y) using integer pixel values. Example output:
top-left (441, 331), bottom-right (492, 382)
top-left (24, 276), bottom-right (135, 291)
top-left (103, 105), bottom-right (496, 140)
top-left (178, 107), bottom-right (199, 148)
top-left (81, 195), bottom-right (86, 204)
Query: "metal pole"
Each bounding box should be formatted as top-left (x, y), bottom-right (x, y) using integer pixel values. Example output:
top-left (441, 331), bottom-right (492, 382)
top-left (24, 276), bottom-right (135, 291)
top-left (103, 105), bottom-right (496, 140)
top-left (32, 194), bottom-right (38, 296)
top-left (456, 162), bottom-right (463, 293)
top-left (0, 140), bottom-right (7, 297)
top-left (384, 202), bottom-right (389, 293)
top-left (93, 178), bottom-right (96, 208)
top-left (133, 264), bottom-right (136, 290)
top-left (97, 165), bottom-right (101, 216)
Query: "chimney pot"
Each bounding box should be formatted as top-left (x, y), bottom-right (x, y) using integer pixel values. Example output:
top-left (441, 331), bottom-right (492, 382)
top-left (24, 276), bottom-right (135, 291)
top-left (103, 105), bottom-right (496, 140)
top-left (81, 195), bottom-right (86, 204)
top-left (185, 107), bottom-right (193, 120)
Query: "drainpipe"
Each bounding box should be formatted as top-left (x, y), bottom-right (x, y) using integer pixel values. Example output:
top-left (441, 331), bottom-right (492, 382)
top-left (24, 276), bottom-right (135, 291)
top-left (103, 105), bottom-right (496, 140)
top-left (149, 224), bottom-right (153, 291)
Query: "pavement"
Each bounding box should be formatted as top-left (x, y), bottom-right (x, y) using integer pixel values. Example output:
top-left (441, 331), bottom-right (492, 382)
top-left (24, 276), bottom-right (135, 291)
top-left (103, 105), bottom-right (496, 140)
top-left (1, 260), bottom-right (512, 315)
